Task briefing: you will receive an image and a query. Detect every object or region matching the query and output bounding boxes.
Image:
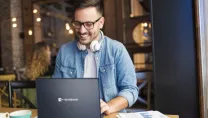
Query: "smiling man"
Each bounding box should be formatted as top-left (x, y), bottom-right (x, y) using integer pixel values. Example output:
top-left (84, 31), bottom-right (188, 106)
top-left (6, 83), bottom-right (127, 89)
top-left (53, 0), bottom-right (138, 115)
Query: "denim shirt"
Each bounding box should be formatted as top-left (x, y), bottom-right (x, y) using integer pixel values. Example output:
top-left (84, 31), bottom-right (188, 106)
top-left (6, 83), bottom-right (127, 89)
top-left (52, 36), bottom-right (138, 107)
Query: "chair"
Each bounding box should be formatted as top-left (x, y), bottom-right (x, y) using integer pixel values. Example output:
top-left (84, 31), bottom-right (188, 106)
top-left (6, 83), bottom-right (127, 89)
top-left (0, 81), bottom-right (8, 107)
top-left (0, 74), bottom-right (17, 107)
top-left (8, 81), bottom-right (36, 109)
top-left (136, 71), bottom-right (152, 110)
top-left (0, 74), bottom-right (16, 81)
top-left (14, 68), bottom-right (26, 80)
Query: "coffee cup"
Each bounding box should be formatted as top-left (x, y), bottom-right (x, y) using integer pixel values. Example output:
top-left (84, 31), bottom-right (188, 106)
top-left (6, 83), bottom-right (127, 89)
top-left (9, 110), bottom-right (32, 118)
top-left (0, 112), bottom-right (9, 118)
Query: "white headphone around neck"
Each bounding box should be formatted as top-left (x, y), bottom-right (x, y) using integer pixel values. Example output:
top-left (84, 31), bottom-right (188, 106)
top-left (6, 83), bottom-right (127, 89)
top-left (77, 31), bottom-right (104, 52)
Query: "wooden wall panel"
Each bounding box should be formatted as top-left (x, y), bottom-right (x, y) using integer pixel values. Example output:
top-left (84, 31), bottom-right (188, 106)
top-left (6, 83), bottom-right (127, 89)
top-left (103, 0), bottom-right (117, 40)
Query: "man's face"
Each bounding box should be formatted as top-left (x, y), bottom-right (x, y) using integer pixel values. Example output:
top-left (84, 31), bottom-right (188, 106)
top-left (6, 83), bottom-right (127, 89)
top-left (73, 7), bottom-right (104, 46)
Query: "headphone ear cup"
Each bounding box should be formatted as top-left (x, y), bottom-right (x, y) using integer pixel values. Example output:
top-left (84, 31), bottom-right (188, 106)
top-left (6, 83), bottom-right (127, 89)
top-left (94, 43), bottom-right (101, 51)
top-left (77, 42), bottom-right (86, 51)
top-left (90, 40), bottom-right (100, 52)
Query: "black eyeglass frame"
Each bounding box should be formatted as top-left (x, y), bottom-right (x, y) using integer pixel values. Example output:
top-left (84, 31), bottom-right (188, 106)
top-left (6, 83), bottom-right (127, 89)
top-left (71, 17), bottom-right (102, 30)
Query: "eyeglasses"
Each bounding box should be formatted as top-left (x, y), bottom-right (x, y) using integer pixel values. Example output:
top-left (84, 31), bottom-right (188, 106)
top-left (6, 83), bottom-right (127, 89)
top-left (72, 17), bottom-right (102, 30)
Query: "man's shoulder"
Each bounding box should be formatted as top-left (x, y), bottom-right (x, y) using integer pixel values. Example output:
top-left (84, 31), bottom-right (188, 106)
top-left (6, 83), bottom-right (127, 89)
top-left (105, 36), bottom-right (124, 48)
top-left (58, 40), bottom-right (77, 56)
top-left (103, 36), bottom-right (127, 58)
top-left (60, 40), bottom-right (77, 51)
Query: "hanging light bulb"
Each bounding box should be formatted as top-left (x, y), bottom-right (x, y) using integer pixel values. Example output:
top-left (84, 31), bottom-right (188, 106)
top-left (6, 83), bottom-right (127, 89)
top-left (12, 17), bottom-right (17, 22)
top-left (65, 23), bottom-right (70, 30)
top-left (12, 23), bottom-right (17, 28)
top-left (143, 23), bottom-right (148, 27)
top-left (69, 29), bottom-right (73, 34)
top-left (36, 18), bottom-right (41, 22)
top-left (28, 30), bottom-right (33, 35)
top-left (33, 9), bottom-right (38, 14)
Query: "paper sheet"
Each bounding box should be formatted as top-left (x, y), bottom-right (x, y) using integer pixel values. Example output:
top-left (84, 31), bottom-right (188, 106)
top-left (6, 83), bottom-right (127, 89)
top-left (117, 111), bottom-right (169, 118)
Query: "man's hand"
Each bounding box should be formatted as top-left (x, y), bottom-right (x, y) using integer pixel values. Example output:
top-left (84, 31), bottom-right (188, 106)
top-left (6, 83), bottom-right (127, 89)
top-left (100, 99), bottom-right (111, 115)
top-left (100, 97), bottom-right (128, 115)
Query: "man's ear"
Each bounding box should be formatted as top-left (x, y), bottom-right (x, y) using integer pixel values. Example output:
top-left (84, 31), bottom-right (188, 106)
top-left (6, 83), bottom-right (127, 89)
top-left (99, 17), bottom-right (105, 29)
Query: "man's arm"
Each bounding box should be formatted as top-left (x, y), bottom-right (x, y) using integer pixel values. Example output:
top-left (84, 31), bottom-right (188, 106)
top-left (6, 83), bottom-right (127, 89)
top-left (115, 43), bottom-right (138, 107)
top-left (101, 43), bottom-right (138, 114)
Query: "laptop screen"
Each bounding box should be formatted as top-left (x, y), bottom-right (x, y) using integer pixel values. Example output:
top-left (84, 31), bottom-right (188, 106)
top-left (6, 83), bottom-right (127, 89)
top-left (36, 78), bottom-right (101, 118)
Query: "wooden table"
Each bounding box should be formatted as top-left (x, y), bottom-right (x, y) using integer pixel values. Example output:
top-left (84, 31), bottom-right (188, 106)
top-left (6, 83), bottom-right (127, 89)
top-left (0, 108), bottom-right (179, 118)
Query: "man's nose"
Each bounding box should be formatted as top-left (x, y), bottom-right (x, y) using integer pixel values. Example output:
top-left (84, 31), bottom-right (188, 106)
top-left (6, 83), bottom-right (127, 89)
top-left (78, 25), bottom-right (87, 33)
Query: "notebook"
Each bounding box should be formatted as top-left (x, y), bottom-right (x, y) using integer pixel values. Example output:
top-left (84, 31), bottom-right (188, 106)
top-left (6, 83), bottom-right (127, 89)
top-left (36, 78), bottom-right (101, 118)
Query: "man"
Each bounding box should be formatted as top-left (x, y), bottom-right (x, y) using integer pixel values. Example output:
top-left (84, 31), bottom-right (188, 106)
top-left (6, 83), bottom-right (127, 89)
top-left (52, 0), bottom-right (138, 115)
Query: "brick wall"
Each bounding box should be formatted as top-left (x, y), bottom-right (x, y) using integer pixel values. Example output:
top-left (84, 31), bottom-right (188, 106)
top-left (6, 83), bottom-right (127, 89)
top-left (10, 0), bottom-right (24, 68)
top-left (0, 0), bottom-right (13, 70)
top-left (34, 4), bottom-right (42, 43)
top-left (0, 0), bottom-right (24, 72)
top-left (0, 1), bottom-right (75, 71)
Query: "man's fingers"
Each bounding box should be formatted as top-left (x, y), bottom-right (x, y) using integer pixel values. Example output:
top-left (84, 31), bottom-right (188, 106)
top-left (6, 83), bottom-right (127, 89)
top-left (104, 109), bottom-right (111, 115)
top-left (100, 99), bottom-right (111, 115)
top-left (100, 101), bottom-right (105, 108)
top-left (101, 104), bottom-right (109, 114)
top-left (100, 100), bottom-right (107, 112)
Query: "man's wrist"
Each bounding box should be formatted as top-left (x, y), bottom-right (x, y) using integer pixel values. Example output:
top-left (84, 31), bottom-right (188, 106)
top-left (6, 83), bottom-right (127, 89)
top-left (106, 102), bottom-right (113, 114)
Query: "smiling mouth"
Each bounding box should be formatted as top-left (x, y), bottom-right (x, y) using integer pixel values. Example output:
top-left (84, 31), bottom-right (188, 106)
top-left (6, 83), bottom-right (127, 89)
top-left (80, 34), bottom-right (88, 39)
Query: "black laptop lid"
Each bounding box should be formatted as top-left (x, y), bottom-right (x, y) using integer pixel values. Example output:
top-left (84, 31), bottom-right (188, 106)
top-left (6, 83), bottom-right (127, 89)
top-left (36, 78), bottom-right (101, 118)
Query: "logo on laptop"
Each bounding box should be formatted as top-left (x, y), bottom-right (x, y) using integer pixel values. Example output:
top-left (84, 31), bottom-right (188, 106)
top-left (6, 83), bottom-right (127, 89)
top-left (58, 98), bottom-right (79, 102)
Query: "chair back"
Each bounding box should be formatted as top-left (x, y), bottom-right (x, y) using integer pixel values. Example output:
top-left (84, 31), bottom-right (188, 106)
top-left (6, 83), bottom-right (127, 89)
top-left (8, 81), bottom-right (36, 108)
top-left (0, 74), bottom-right (16, 81)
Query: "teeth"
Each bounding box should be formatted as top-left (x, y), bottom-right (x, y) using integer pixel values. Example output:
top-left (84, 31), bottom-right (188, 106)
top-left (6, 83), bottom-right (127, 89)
top-left (80, 35), bottom-right (88, 38)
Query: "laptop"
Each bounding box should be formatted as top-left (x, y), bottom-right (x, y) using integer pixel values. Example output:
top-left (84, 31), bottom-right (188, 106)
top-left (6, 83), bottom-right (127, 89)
top-left (36, 78), bottom-right (101, 118)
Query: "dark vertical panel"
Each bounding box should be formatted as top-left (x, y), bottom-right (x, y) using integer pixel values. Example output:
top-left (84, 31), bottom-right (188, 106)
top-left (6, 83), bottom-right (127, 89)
top-left (151, 0), bottom-right (200, 118)
top-left (103, 0), bottom-right (117, 40)
top-left (115, 0), bottom-right (124, 43)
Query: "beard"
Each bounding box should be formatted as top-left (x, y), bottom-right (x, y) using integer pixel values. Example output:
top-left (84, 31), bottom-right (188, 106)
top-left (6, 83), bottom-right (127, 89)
top-left (78, 32), bottom-right (91, 45)
top-left (76, 31), bottom-right (100, 46)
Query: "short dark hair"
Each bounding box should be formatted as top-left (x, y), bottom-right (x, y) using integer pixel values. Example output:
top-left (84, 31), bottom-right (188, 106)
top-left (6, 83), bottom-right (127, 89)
top-left (73, 0), bottom-right (104, 16)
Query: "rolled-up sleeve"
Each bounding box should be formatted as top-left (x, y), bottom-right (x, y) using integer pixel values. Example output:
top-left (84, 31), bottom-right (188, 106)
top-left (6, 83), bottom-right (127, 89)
top-left (115, 43), bottom-right (139, 107)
